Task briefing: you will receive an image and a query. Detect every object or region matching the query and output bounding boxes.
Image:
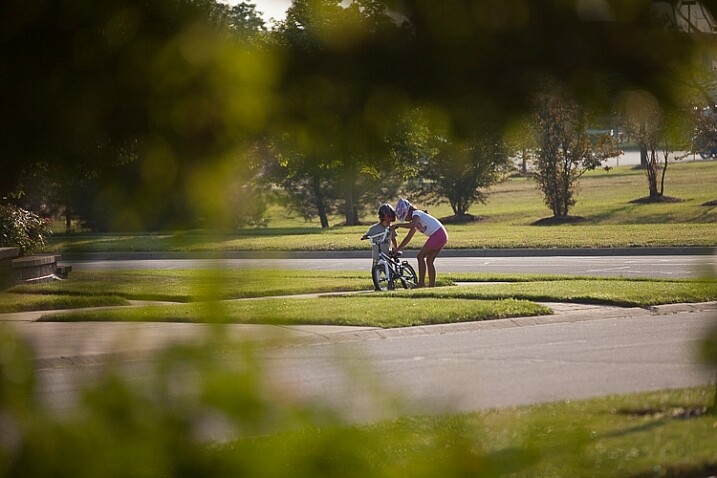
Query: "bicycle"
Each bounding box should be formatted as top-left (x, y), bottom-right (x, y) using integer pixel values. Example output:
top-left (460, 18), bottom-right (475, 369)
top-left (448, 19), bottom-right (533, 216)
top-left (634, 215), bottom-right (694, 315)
top-left (361, 228), bottom-right (418, 291)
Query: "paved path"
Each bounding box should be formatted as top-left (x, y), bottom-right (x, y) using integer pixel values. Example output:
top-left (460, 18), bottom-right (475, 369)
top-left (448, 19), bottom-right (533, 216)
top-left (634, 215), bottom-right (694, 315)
top-left (1, 298), bottom-right (715, 369)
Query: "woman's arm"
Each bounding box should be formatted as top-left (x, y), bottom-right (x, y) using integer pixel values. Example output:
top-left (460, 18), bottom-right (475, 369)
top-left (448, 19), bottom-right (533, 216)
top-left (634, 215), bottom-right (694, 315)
top-left (396, 229), bottom-right (415, 251)
top-left (395, 216), bottom-right (419, 251)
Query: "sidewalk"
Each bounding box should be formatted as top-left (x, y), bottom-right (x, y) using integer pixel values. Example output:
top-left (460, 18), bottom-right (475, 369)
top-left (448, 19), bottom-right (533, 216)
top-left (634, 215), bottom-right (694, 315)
top-left (2, 298), bottom-right (716, 370)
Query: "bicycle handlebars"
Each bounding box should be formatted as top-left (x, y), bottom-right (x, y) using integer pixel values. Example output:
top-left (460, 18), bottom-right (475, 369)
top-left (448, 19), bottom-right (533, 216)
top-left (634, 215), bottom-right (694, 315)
top-left (361, 229), bottom-right (390, 244)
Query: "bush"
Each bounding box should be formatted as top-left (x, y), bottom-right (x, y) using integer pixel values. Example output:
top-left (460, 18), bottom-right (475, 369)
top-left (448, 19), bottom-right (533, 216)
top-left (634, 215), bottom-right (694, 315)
top-left (0, 203), bottom-right (51, 256)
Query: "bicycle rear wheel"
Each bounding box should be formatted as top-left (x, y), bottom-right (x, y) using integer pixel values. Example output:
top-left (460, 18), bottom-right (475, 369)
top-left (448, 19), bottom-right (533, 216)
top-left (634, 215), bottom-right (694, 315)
top-left (398, 263), bottom-right (417, 289)
top-left (372, 264), bottom-right (394, 291)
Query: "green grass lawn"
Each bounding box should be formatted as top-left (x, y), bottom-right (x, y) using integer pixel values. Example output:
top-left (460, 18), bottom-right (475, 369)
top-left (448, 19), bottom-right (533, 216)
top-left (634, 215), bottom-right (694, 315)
top-left (484, 160), bottom-right (717, 226)
top-left (45, 160), bottom-right (717, 252)
top-left (7, 269), bottom-right (377, 304)
top-left (39, 296), bottom-right (551, 327)
top-left (401, 277), bottom-right (717, 307)
top-left (6, 269), bottom-right (714, 325)
top-left (0, 292), bottom-right (128, 313)
top-left (241, 386), bottom-right (716, 478)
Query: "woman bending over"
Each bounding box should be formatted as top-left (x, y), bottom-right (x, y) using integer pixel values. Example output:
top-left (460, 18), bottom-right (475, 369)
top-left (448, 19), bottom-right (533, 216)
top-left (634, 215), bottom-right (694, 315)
top-left (392, 198), bottom-right (448, 288)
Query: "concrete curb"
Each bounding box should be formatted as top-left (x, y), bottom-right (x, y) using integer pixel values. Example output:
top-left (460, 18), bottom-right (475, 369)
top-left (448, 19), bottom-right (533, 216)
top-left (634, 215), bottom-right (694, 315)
top-left (0, 247), bottom-right (19, 260)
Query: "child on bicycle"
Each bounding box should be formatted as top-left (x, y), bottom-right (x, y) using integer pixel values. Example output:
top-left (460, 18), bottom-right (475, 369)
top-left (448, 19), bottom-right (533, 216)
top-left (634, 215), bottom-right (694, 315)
top-left (361, 204), bottom-right (398, 289)
top-left (392, 197), bottom-right (448, 288)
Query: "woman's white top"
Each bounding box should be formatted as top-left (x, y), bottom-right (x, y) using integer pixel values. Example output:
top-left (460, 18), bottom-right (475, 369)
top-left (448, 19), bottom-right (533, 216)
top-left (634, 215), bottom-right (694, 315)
top-left (411, 210), bottom-right (443, 237)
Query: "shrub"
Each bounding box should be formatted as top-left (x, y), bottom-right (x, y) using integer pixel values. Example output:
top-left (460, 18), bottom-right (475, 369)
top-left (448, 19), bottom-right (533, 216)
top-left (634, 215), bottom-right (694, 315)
top-left (0, 203), bottom-right (51, 256)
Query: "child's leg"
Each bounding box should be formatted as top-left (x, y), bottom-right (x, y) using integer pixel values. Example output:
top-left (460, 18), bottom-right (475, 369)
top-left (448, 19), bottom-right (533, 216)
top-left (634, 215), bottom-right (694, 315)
top-left (372, 259), bottom-right (380, 290)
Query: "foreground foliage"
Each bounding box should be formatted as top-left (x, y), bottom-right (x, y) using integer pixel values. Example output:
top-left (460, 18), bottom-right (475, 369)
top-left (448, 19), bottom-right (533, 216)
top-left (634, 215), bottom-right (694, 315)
top-left (0, 326), bottom-right (714, 478)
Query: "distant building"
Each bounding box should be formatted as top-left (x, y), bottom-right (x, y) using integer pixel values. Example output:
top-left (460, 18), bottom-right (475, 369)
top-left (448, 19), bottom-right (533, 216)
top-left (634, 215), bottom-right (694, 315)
top-left (652, 1), bottom-right (717, 79)
top-left (652, 0), bottom-right (717, 34)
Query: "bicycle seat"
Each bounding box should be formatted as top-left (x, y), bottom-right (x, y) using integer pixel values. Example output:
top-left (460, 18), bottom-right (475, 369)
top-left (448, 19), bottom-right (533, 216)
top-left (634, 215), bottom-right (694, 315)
top-left (391, 251), bottom-right (403, 258)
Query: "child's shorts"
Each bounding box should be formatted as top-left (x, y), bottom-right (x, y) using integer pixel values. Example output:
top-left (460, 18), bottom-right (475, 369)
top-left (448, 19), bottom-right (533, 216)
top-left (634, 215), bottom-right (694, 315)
top-left (425, 227), bottom-right (448, 250)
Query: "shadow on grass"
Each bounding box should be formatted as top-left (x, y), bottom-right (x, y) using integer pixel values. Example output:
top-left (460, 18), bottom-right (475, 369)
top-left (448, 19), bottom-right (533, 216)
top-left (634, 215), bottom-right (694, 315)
top-left (605, 405), bottom-right (716, 478)
top-left (629, 462), bottom-right (717, 478)
top-left (531, 216), bottom-right (588, 226)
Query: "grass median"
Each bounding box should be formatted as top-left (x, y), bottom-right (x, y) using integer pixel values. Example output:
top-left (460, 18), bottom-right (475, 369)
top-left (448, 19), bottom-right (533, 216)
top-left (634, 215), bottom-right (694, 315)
top-left (38, 296), bottom-right (551, 327)
top-left (4, 269), bottom-right (714, 326)
top-left (409, 275), bottom-right (717, 308)
top-left (8, 269), bottom-right (375, 303)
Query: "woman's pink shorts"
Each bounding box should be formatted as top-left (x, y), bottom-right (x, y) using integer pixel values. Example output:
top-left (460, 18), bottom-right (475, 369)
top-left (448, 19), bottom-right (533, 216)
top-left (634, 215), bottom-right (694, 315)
top-left (425, 227), bottom-right (448, 250)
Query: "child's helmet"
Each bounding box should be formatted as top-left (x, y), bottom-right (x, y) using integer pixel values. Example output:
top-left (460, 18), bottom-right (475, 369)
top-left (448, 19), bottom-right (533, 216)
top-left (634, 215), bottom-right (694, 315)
top-left (378, 203), bottom-right (396, 221)
top-left (395, 198), bottom-right (412, 221)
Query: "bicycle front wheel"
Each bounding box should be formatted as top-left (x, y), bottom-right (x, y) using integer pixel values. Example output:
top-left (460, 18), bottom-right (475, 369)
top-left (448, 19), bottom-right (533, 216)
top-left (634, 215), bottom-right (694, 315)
top-left (398, 262), bottom-right (417, 289)
top-left (372, 264), bottom-right (394, 291)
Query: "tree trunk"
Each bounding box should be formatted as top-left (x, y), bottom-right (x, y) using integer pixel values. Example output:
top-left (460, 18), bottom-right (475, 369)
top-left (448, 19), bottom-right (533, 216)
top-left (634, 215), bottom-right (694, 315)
top-left (65, 206), bottom-right (72, 233)
top-left (559, 153), bottom-right (572, 217)
top-left (449, 198), bottom-right (459, 216)
top-left (340, 158), bottom-right (359, 226)
top-left (311, 176), bottom-right (329, 228)
top-left (659, 156), bottom-right (668, 197)
top-left (344, 202), bottom-right (359, 225)
top-left (639, 121), bottom-right (648, 169)
top-left (318, 208), bottom-right (329, 228)
top-left (646, 151), bottom-right (660, 199)
top-left (343, 188), bottom-right (359, 226)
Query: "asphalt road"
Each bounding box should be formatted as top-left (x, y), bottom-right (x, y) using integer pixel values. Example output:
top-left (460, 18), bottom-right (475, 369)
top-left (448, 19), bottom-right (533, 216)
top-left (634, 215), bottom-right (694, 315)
top-left (64, 254), bottom-right (716, 278)
top-left (257, 308), bottom-right (716, 421)
top-left (32, 306), bottom-right (716, 425)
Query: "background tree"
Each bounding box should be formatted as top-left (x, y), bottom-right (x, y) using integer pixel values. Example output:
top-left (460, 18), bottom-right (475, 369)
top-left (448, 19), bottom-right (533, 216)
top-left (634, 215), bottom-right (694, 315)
top-left (505, 117), bottom-right (539, 176)
top-left (404, 124), bottom-right (510, 220)
top-left (691, 104), bottom-right (717, 159)
top-left (622, 92), bottom-right (692, 202)
top-left (532, 83), bottom-right (619, 221)
top-left (272, 0), bottom-right (411, 225)
top-left (220, 1), bottom-right (267, 37)
top-left (264, 134), bottom-right (339, 228)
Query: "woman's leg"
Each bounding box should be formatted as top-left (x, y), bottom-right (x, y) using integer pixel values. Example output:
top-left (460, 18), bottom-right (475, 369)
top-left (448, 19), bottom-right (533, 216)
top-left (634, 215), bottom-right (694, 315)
top-left (425, 249), bottom-right (440, 287)
top-left (416, 252), bottom-right (427, 287)
top-left (421, 229), bottom-right (448, 287)
top-left (417, 245), bottom-right (440, 287)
